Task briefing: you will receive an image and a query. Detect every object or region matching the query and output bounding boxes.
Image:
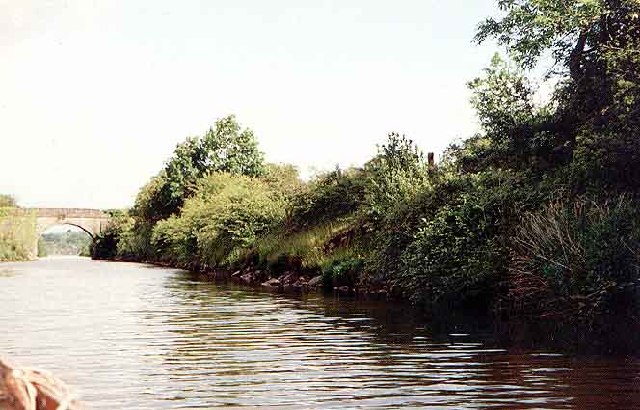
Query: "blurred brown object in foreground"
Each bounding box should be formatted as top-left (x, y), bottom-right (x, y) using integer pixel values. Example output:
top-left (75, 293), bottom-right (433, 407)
top-left (0, 358), bottom-right (83, 410)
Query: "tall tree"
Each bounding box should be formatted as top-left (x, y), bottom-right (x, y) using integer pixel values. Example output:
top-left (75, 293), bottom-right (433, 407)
top-left (475, 0), bottom-right (640, 189)
top-left (139, 115), bottom-right (265, 222)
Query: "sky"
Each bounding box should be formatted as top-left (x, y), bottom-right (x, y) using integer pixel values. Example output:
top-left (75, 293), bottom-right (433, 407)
top-left (1, 0), bottom-right (500, 209)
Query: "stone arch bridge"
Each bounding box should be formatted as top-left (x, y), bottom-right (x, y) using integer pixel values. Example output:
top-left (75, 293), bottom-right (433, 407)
top-left (9, 208), bottom-right (111, 259)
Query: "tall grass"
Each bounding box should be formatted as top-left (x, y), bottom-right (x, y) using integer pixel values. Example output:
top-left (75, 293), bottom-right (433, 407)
top-left (509, 196), bottom-right (640, 320)
top-left (247, 218), bottom-right (357, 271)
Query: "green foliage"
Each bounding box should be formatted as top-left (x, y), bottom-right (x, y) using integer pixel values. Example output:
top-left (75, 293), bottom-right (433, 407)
top-left (92, 211), bottom-right (136, 260)
top-left (380, 171), bottom-right (529, 306)
top-left (476, 0), bottom-right (605, 71)
top-left (0, 194), bottom-right (16, 208)
top-left (151, 173), bottom-right (286, 268)
top-left (130, 173), bottom-right (171, 224)
top-left (287, 168), bottom-right (367, 230)
top-left (138, 115), bottom-right (266, 221)
top-left (261, 163), bottom-right (303, 202)
top-left (322, 258), bottom-right (364, 288)
top-left (113, 115), bottom-right (268, 262)
top-left (150, 215), bottom-right (193, 266)
top-left (201, 115), bottom-right (265, 177)
top-left (362, 133), bottom-right (431, 221)
top-left (468, 55), bottom-right (534, 150)
top-left (0, 209), bottom-right (37, 261)
top-left (112, 213), bottom-right (149, 260)
top-left (92, 232), bottom-right (119, 260)
top-left (476, 1), bottom-right (640, 191)
top-left (240, 133), bottom-right (431, 278)
top-left (285, 132), bottom-right (429, 233)
top-left (510, 196), bottom-right (640, 320)
top-left (450, 54), bottom-right (564, 174)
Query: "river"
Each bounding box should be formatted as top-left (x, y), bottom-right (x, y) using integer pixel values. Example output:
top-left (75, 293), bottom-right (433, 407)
top-left (0, 257), bottom-right (638, 408)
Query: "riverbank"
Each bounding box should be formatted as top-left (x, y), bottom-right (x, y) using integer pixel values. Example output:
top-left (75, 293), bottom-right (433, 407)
top-left (93, 126), bottom-right (640, 330)
top-left (91, 2), bottom-right (640, 335)
top-left (111, 256), bottom-right (387, 298)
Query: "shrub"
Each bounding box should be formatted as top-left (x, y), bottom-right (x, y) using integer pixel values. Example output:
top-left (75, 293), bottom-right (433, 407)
top-left (321, 257), bottom-right (364, 289)
top-left (91, 211), bottom-right (142, 260)
top-left (361, 133), bottom-right (431, 221)
top-left (287, 168), bottom-right (367, 231)
top-left (386, 170), bottom-right (529, 307)
top-left (152, 173), bottom-right (286, 268)
top-left (150, 215), bottom-right (194, 266)
top-left (0, 195), bottom-right (16, 208)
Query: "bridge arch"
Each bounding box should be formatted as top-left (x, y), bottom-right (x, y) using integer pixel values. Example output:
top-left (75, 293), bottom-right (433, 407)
top-left (38, 223), bottom-right (94, 257)
top-left (37, 220), bottom-right (97, 238)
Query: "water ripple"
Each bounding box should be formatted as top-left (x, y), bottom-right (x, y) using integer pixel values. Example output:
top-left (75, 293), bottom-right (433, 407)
top-left (0, 258), bottom-right (638, 409)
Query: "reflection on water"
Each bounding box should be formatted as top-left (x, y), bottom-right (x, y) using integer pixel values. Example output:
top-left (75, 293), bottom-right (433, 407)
top-left (0, 258), bottom-right (638, 408)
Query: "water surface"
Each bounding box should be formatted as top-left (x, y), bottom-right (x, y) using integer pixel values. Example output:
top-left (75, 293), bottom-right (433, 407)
top-left (0, 258), bottom-right (638, 408)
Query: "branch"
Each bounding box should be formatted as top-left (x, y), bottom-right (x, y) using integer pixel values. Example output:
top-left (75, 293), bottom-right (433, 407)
top-left (569, 31), bottom-right (588, 80)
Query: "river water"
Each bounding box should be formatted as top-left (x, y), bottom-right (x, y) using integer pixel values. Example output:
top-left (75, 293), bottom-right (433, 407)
top-left (0, 257), bottom-right (638, 409)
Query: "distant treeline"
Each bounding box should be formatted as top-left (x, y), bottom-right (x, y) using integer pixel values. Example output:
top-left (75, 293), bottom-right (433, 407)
top-left (94, 0), bottom-right (640, 331)
top-left (38, 231), bottom-right (92, 257)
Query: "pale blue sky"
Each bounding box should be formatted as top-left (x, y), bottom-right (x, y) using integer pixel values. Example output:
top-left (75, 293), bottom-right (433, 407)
top-left (1, 0), bottom-right (499, 208)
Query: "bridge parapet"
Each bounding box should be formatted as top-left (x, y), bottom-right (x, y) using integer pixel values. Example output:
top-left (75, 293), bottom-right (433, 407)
top-left (13, 208), bottom-right (110, 219)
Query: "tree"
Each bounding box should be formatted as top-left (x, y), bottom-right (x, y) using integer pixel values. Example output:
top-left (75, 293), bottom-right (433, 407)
top-left (363, 133), bottom-right (430, 219)
top-left (163, 137), bottom-right (208, 216)
top-left (469, 54), bottom-right (535, 139)
top-left (144, 115), bottom-right (265, 221)
top-left (451, 54), bottom-right (562, 172)
top-left (476, 0), bottom-right (640, 115)
top-left (475, 1), bottom-right (640, 190)
top-left (131, 172), bottom-right (171, 223)
top-left (201, 115), bottom-right (264, 177)
top-left (476, 0), bottom-right (607, 74)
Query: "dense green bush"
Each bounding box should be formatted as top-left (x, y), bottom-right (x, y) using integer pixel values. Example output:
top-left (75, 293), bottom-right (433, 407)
top-left (385, 171), bottom-right (527, 306)
top-left (287, 167), bottom-right (367, 231)
top-left (137, 115), bottom-right (265, 222)
top-left (152, 173), bottom-right (286, 268)
top-left (92, 211), bottom-right (134, 260)
top-left (361, 133), bottom-right (431, 221)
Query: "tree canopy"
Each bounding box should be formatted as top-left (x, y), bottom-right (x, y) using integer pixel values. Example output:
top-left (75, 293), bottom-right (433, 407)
top-left (133, 115), bottom-right (265, 222)
top-left (472, 0), bottom-right (640, 189)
